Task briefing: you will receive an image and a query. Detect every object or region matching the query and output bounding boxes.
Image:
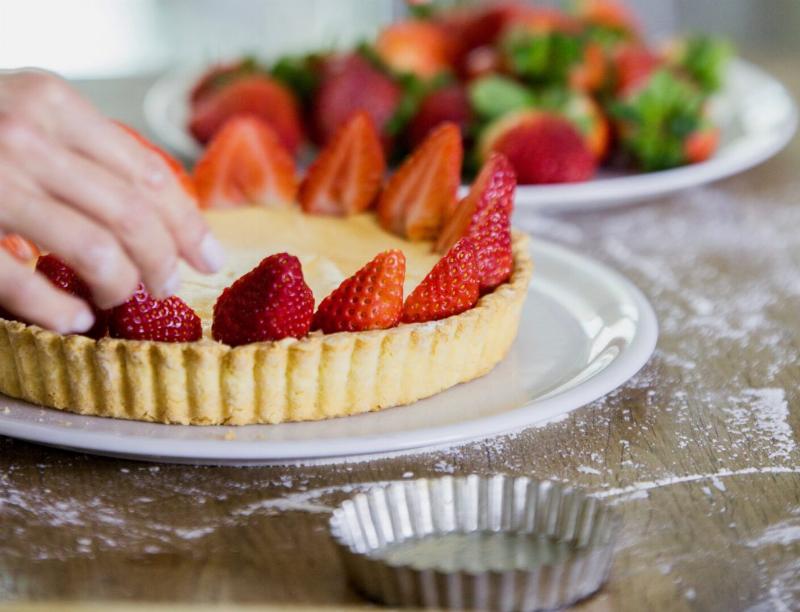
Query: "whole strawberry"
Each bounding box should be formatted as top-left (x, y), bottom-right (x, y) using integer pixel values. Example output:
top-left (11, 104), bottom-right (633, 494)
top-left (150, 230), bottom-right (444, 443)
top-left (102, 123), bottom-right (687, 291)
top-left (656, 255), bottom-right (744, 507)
top-left (109, 285), bottom-right (201, 343)
top-left (403, 238), bottom-right (479, 323)
top-left (313, 250), bottom-right (406, 334)
top-left (479, 111), bottom-right (596, 184)
top-left (212, 253), bottom-right (314, 347)
top-left (36, 254), bottom-right (109, 339)
top-left (407, 84), bottom-right (472, 147)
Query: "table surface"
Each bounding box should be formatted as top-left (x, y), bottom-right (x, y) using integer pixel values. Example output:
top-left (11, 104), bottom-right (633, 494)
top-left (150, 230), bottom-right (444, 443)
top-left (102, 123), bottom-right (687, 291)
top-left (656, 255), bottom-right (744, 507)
top-left (2, 54), bottom-right (800, 612)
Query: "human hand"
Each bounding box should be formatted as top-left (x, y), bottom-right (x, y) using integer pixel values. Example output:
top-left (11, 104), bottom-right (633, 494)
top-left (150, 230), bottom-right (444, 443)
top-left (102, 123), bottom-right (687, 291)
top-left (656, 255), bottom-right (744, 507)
top-left (0, 69), bottom-right (225, 334)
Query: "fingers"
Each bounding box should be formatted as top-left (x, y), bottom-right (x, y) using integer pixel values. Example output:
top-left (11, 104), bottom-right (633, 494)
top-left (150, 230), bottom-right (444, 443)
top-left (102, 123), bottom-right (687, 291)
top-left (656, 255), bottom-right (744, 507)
top-left (0, 120), bottom-right (179, 300)
top-left (0, 249), bottom-right (95, 334)
top-left (0, 178), bottom-right (139, 309)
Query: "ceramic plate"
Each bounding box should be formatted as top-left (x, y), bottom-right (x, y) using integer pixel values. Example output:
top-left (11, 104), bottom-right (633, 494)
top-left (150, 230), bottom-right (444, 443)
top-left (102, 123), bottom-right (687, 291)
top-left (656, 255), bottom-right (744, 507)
top-left (145, 59), bottom-right (797, 212)
top-left (0, 239), bottom-right (657, 465)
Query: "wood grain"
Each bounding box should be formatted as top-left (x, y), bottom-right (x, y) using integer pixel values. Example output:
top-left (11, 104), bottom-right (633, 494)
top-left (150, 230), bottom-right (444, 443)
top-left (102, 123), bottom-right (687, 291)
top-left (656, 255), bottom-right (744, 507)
top-left (1, 49), bottom-right (799, 612)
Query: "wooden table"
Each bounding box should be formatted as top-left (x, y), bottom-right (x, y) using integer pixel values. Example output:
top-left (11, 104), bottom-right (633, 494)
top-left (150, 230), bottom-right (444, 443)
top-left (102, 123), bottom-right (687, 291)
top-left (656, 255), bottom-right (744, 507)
top-left (2, 56), bottom-right (799, 611)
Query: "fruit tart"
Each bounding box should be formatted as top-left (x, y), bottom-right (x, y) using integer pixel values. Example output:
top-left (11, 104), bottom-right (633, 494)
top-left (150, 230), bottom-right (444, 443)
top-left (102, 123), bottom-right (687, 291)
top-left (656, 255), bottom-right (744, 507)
top-left (0, 116), bottom-right (532, 425)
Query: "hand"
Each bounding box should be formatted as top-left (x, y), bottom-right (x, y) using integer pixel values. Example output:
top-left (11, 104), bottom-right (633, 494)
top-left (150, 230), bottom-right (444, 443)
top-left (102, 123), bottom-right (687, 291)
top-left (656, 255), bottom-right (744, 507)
top-left (0, 69), bottom-right (225, 334)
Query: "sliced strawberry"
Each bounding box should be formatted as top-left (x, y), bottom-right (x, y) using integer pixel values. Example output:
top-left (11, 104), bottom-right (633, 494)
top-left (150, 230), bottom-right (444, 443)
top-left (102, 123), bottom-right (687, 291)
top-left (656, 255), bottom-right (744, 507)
top-left (36, 255), bottom-right (109, 339)
top-left (403, 237), bottom-right (479, 323)
top-left (479, 110), bottom-right (596, 184)
top-left (613, 43), bottom-right (661, 95)
top-left (684, 126), bottom-right (719, 164)
top-left (109, 284), bottom-right (201, 343)
top-left (299, 112), bottom-right (385, 216)
top-left (472, 203), bottom-right (513, 292)
top-left (312, 54), bottom-right (402, 146)
top-left (115, 122), bottom-right (196, 198)
top-left (212, 253), bottom-right (314, 346)
top-left (193, 116), bottom-right (298, 209)
top-left (407, 85), bottom-right (472, 147)
top-left (376, 122), bottom-right (462, 241)
top-left (375, 20), bottom-right (454, 79)
top-left (436, 152), bottom-right (516, 254)
top-left (312, 250), bottom-right (405, 334)
top-left (1, 235), bottom-right (39, 262)
top-left (188, 75), bottom-right (303, 153)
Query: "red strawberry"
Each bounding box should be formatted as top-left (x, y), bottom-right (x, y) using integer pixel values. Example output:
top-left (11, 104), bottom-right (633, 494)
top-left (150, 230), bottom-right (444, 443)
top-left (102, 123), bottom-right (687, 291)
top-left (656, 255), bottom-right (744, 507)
top-left (479, 110), bottom-right (596, 184)
top-left (299, 111), bottom-right (385, 215)
top-left (403, 238), bottom-right (479, 323)
top-left (569, 41), bottom-right (607, 93)
top-left (407, 85), bottom-right (472, 147)
top-left (575, 0), bottom-right (640, 39)
top-left (193, 116), bottom-right (298, 209)
top-left (684, 126), bottom-right (719, 164)
top-left (190, 58), bottom-right (263, 104)
top-left (109, 285), bottom-right (201, 343)
top-left (312, 250), bottom-right (405, 334)
top-left (471, 203), bottom-right (513, 292)
top-left (188, 75), bottom-right (303, 153)
top-left (436, 152), bottom-right (516, 254)
top-left (116, 122), bottom-right (196, 198)
top-left (212, 253), bottom-right (314, 347)
top-left (312, 54), bottom-right (402, 146)
top-left (375, 20), bottom-right (454, 79)
top-left (377, 122), bottom-right (462, 241)
top-left (1, 235), bottom-right (39, 262)
top-left (36, 255), bottom-right (109, 339)
top-left (613, 43), bottom-right (661, 95)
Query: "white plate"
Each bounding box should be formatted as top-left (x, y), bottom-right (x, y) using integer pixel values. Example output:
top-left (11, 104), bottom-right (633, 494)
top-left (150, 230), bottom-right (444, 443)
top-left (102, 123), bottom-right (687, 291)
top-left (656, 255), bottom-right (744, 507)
top-left (0, 239), bottom-right (657, 465)
top-left (145, 58), bottom-right (797, 212)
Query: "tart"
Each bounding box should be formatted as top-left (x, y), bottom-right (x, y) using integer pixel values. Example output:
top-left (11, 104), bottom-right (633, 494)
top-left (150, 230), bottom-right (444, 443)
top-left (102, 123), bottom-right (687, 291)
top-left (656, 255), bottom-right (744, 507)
top-left (0, 116), bottom-right (532, 425)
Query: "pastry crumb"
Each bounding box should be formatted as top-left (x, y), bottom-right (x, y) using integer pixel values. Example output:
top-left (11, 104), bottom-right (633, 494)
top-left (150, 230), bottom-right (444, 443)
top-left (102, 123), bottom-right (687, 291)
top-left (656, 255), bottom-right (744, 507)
top-left (224, 430), bottom-right (237, 441)
top-left (2, 406), bottom-right (10, 414)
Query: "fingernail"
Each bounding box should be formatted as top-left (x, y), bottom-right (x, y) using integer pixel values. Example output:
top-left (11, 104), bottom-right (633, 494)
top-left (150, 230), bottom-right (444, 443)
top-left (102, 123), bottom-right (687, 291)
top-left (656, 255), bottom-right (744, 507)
top-left (161, 268), bottom-right (181, 297)
top-left (69, 309), bottom-right (95, 334)
top-left (200, 232), bottom-right (226, 272)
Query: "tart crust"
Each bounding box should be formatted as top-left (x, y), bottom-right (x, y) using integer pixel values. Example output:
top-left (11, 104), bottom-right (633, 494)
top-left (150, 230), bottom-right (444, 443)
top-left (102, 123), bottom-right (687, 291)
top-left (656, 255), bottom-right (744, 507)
top-left (0, 233), bottom-right (532, 425)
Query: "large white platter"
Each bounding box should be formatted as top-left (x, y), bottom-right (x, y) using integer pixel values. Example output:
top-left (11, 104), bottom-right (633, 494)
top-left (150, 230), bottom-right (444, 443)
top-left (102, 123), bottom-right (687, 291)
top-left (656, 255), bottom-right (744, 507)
top-left (0, 239), bottom-right (657, 465)
top-left (145, 59), bottom-right (797, 212)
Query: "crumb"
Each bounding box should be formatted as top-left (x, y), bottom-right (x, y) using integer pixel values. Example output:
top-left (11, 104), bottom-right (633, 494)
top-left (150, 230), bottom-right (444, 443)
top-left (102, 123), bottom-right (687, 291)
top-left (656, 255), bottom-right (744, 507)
top-left (224, 430), bottom-right (237, 441)
top-left (2, 406), bottom-right (10, 414)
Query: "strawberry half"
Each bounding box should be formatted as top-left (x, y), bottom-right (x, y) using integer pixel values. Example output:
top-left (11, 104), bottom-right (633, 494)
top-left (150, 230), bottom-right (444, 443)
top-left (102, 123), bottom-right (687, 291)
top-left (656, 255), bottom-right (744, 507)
top-left (299, 111), bottom-right (385, 216)
top-left (109, 284), bottom-right (201, 343)
top-left (436, 152), bottom-right (516, 253)
top-left (1, 235), bottom-right (39, 262)
top-left (193, 116), bottom-right (298, 209)
top-left (376, 122), bottom-right (462, 241)
top-left (212, 253), bottom-right (314, 347)
top-left (403, 237), bottom-right (479, 323)
top-left (116, 122), bottom-right (196, 198)
top-left (312, 250), bottom-right (405, 334)
top-left (188, 75), bottom-right (303, 153)
top-left (479, 110), bottom-right (596, 184)
top-left (407, 84), bottom-right (472, 147)
top-left (312, 54), bottom-right (402, 146)
top-left (35, 254), bottom-right (109, 339)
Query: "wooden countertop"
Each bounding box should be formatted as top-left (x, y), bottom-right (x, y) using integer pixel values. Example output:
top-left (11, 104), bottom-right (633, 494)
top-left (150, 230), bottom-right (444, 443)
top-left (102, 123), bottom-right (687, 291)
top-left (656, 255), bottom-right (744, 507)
top-left (1, 57), bottom-right (799, 611)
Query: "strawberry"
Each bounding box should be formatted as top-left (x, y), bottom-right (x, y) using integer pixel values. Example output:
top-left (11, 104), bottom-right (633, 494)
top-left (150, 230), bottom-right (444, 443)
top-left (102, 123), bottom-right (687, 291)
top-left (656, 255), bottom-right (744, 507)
top-left (193, 116), bottom-right (298, 209)
top-left (436, 152), bottom-right (515, 254)
top-left (188, 75), bottom-right (303, 153)
top-left (575, 0), bottom-right (640, 40)
top-left (471, 203), bottom-right (513, 292)
top-left (375, 20), bottom-right (454, 79)
top-left (684, 126), bottom-right (719, 164)
top-left (403, 238), bottom-right (479, 323)
top-left (36, 254), bottom-right (109, 339)
top-left (376, 122), bottom-right (462, 241)
top-left (1, 235), bottom-right (39, 262)
top-left (312, 250), bottom-right (405, 334)
top-left (569, 41), bottom-right (607, 93)
top-left (478, 110), bottom-right (596, 184)
top-left (109, 284), bottom-right (201, 343)
top-left (190, 57), bottom-right (263, 104)
top-left (612, 43), bottom-right (661, 96)
top-left (312, 54), bottom-right (402, 146)
top-left (212, 253), bottom-right (314, 346)
top-left (299, 111), bottom-right (385, 215)
top-left (116, 122), bottom-right (196, 198)
top-left (407, 85), bottom-right (472, 147)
